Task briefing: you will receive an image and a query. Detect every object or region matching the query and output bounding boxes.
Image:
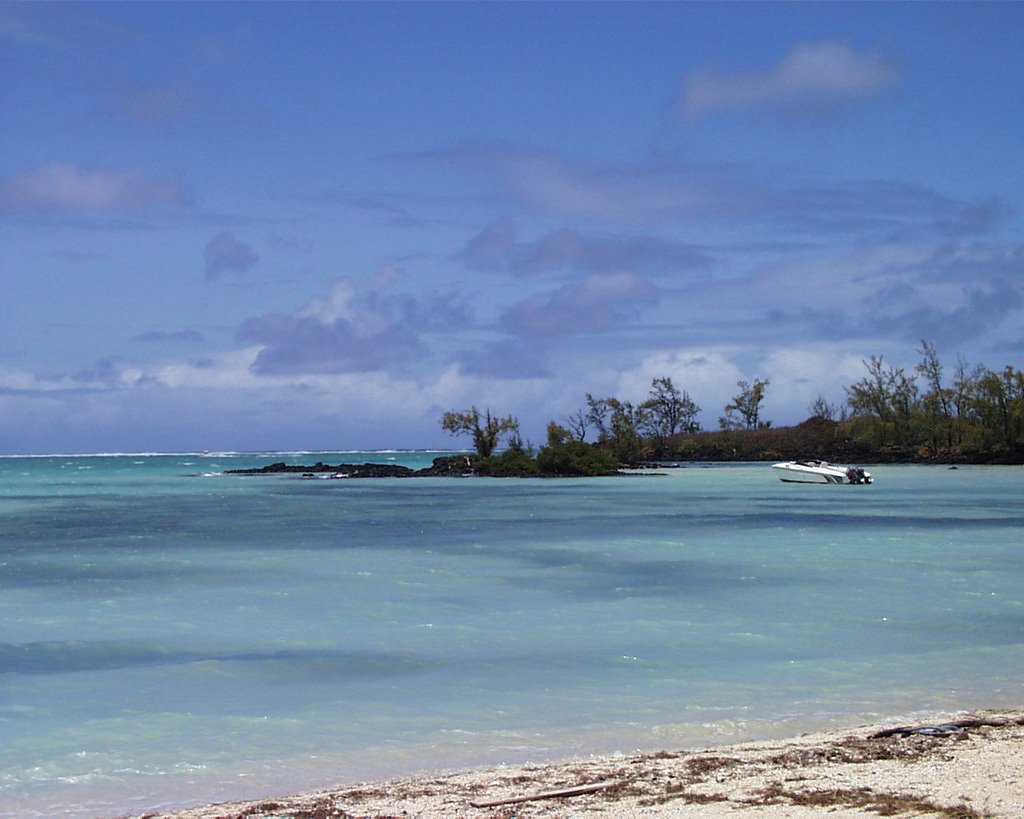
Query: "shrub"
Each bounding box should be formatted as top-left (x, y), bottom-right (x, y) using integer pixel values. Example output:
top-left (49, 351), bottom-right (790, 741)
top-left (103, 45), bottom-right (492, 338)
top-left (536, 440), bottom-right (619, 477)
top-left (476, 449), bottom-right (539, 477)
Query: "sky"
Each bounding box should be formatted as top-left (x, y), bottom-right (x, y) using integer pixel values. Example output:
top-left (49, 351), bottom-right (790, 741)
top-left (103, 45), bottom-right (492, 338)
top-left (2, 1), bottom-right (1023, 454)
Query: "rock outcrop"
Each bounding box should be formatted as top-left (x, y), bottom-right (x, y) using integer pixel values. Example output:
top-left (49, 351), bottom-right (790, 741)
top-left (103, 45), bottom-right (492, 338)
top-left (225, 455), bottom-right (476, 479)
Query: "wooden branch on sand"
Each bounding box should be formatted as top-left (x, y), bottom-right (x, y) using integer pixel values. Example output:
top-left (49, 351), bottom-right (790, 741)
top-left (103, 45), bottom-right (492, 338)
top-left (469, 779), bottom-right (621, 808)
top-left (869, 715), bottom-right (1024, 739)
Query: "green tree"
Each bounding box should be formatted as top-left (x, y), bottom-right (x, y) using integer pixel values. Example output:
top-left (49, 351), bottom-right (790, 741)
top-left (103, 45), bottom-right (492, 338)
top-left (564, 409), bottom-right (589, 442)
top-left (951, 356), bottom-right (983, 447)
top-left (608, 399), bottom-right (642, 463)
top-left (915, 340), bottom-right (952, 454)
top-left (585, 394), bottom-right (642, 462)
top-left (584, 393), bottom-right (612, 441)
top-left (639, 377), bottom-right (701, 438)
top-left (846, 356), bottom-right (917, 447)
top-left (720, 378), bottom-right (770, 430)
top-left (440, 407), bottom-right (519, 458)
top-left (545, 421), bottom-right (573, 448)
top-left (808, 394), bottom-right (839, 422)
top-left (846, 356), bottom-right (892, 436)
top-left (890, 366), bottom-right (920, 446)
top-left (972, 366), bottom-right (1024, 452)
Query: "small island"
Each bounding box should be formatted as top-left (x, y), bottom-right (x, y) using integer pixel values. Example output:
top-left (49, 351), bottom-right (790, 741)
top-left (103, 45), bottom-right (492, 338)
top-left (231, 347), bottom-right (1024, 477)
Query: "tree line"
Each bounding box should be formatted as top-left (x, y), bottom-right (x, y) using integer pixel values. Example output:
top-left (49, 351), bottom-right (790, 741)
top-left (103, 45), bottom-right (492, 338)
top-left (440, 375), bottom-right (772, 474)
top-left (441, 340), bottom-right (1024, 473)
top-left (843, 341), bottom-right (1023, 459)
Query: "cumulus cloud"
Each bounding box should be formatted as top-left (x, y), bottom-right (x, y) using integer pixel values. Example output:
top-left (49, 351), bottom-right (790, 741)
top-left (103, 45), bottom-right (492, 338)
top-left (236, 266), bottom-right (464, 376)
top-left (0, 161), bottom-right (189, 217)
top-left (682, 41), bottom-right (900, 118)
top-left (620, 348), bottom-right (747, 413)
top-left (500, 272), bottom-right (658, 339)
top-left (238, 312), bottom-right (420, 375)
top-left (203, 232), bottom-right (259, 280)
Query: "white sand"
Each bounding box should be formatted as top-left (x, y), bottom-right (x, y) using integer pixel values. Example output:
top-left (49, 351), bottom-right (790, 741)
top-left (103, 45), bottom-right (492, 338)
top-left (143, 710), bottom-right (1023, 818)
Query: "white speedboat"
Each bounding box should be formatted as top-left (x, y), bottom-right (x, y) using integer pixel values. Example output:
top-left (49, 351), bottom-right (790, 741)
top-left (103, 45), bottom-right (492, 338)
top-left (772, 460), bottom-right (872, 485)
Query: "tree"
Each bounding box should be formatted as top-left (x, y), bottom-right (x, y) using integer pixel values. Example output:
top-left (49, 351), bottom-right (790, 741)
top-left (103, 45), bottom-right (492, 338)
top-left (639, 377), bottom-right (701, 438)
top-left (890, 366), bottom-right (920, 445)
top-left (721, 378), bottom-right (770, 430)
top-left (564, 409), bottom-right (589, 442)
top-left (808, 395), bottom-right (839, 422)
top-left (545, 421), bottom-right (573, 448)
top-left (972, 366), bottom-right (1024, 452)
top-left (916, 340), bottom-right (952, 454)
top-left (585, 394), bottom-right (642, 462)
top-left (440, 407), bottom-right (519, 458)
top-left (607, 399), bottom-right (642, 463)
top-left (846, 356), bottom-right (892, 430)
top-left (951, 356), bottom-right (983, 447)
top-left (584, 393), bottom-right (612, 441)
top-left (846, 356), bottom-right (918, 447)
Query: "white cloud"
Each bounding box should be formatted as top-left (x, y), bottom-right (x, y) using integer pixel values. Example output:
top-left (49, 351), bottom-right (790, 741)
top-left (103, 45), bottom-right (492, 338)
top-left (682, 41), bottom-right (899, 118)
top-left (618, 345), bottom-right (876, 428)
top-left (500, 272), bottom-right (658, 339)
top-left (502, 152), bottom-right (721, 224)
top-left (694, 241), bottom-right (1023, 349)
top-left (297, 278), bottom-right (359, 324)
top-left (622, 348), bottom-right (746, 424)
top-left (0, 161), bottom-right (189, 216)
top-left (437, 144), bottom-right (994, 239)
top-left (759, 347), bottom-right (869, 418)
top-left (236, 268), bottom-right (449, 376)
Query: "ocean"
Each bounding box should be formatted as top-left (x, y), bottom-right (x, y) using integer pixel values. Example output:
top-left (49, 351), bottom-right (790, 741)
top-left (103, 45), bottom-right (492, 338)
top-left (1, 453), bottom-right (1022, 817)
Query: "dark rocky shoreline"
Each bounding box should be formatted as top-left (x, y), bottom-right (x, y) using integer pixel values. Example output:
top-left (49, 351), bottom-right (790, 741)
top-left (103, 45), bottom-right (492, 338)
top-left (226, 455), bottom-right (477, 479)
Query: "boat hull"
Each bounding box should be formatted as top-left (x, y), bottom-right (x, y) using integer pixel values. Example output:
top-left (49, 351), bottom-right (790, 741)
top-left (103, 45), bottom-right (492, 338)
top-left (772, 461), bottom-right (872, 485)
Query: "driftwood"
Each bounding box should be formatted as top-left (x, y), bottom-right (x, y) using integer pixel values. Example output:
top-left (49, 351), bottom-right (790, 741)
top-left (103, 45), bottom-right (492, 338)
top-left (868, 716), bottom-right (1024, 739)
top-left (469, 779), bottom-right (621, 808)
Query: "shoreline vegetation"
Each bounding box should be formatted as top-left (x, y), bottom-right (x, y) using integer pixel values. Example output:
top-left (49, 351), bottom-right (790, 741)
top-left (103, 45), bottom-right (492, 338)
top-left (426, 345), bottom-right (1024, 473)
top-left (225, 414), bottom-right (1024, 481)
top-left (229, 345), bottom-right (1023, 476)
top-left (145, 709), bottom-right (1024, 818)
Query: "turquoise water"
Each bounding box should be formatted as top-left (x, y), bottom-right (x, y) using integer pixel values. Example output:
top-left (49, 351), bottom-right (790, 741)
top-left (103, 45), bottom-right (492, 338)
top-left (1, 454), bottom-right (1022, 817)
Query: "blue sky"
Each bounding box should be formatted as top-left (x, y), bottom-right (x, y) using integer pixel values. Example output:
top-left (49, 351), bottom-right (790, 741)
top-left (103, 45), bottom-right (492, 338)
top-left (2, 1), bottom-right (1022, 454)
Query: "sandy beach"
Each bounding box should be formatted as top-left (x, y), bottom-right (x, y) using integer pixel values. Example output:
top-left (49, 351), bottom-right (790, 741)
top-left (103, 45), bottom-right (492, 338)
top-left (142, 710), bottom-right (1023, 818)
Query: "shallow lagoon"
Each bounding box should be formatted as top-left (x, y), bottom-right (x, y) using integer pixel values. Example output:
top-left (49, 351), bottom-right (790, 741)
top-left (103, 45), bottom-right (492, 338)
top-left (1, 454), bottom-right (1022, 817)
